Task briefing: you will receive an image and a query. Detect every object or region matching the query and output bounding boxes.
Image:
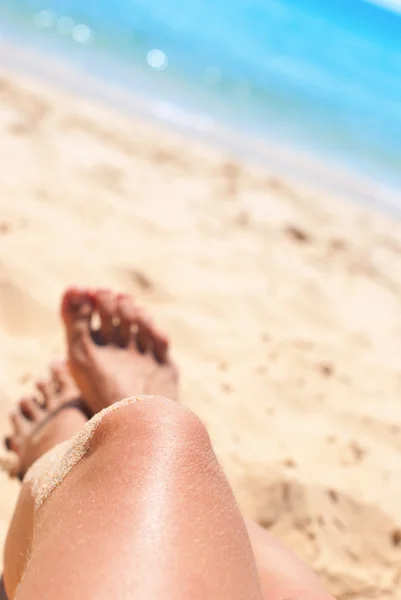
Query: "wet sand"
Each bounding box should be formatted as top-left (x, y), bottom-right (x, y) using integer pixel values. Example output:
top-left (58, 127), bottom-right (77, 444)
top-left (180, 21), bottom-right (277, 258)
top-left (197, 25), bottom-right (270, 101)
top-left (0, 69), bottom-right (401, 599)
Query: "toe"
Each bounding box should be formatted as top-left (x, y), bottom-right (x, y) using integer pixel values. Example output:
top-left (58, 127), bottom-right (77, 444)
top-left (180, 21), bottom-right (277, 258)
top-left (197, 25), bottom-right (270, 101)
top-left (95, 289), bottom-right (117, 344)
top-left (7, 435), bottom-right (23, 455)
top-left (51, 361), bottom-right (75, 392)
top-left (116, 294), bottom-right (138, 347)
top-left (150, 327), bottom-right (170, 364)
top-left (0, 453), bottom-right (22, 479)
top-left (19, 396), bottom-right (43, 422)
top-left (36, 379), bottom-right (54, 408)
top-left (61, 287), bottom-right (94, 346)
top-left (136, 310), bottom-right (154, 353)
top-left (11, 410), bottom-right (30, 436)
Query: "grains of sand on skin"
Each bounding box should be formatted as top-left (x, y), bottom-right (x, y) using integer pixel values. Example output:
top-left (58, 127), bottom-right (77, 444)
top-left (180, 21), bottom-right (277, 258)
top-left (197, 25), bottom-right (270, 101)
top-left (26, 397), bottom-right (148, 509)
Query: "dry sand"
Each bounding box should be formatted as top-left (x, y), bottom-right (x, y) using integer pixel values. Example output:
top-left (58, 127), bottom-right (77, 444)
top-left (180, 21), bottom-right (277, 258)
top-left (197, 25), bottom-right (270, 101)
top-left (0, 69), bottom-right (401, 599)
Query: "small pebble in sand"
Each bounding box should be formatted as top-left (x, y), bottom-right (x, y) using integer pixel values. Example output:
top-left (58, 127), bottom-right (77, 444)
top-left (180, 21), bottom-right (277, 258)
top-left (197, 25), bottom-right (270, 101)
top-left (328, 489), bottom-right (339, 503)
top-left (319, 363), bottom-right (335, 378)
top-left (18, 372), bottom-right (32, 384)
top-left (234, 211), bottom-right (250, 227)
top-left (391, 529), bottom-right (401, 547)
top-left (131, 270), bottom-right (153, 291)
top-left (220, 382), bottom-right (233, 393)
top-left (329, 237), bottom-right (348, 251)
top-left (349, 440), bottom-right (368, 462)
top-left (284, 225), bottom-right (311, 244)
top-left (0, 221), bottom-right (11, 234)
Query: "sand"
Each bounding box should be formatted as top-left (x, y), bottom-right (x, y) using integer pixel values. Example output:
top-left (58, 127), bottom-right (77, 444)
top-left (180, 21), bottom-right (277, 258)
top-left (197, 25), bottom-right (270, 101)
top-left (0, 68), bottom-right (401, 599)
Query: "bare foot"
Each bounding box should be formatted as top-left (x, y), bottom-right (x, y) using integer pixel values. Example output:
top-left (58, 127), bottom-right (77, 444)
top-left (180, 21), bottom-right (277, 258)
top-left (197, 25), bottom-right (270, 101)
top-left (61, 288), bottom-right (179, 415)
top-left (3, 363), bottom-right (87, 479)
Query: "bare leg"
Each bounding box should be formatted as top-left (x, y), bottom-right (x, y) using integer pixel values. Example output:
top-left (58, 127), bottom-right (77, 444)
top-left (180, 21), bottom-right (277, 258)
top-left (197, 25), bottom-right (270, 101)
top-left (3, 397), bottom-right (335, 600)
top-left (7, 397), bottom-right (263, 600)
top-left (246, 519), bottom-right (335, 600)
top-left (3, 363), bottom-right (86, 479)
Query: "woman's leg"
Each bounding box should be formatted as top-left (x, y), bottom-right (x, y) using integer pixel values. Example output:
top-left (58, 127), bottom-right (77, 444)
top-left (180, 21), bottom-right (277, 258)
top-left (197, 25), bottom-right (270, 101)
top-left (246, 519), bottom-right (335, 600)
top-left (10, 397), bottom-right (263, 600)
top-left (5, 396), bottom-right (335, 600)
top-left (3, 363), bottom-right (86, 479)
top-left (3, 285), bottom-right (336, 599)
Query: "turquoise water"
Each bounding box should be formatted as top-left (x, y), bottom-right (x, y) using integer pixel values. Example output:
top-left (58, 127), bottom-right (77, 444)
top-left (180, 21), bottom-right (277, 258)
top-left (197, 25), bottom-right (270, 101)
top-left (1, 0), bottom-right (401, 198)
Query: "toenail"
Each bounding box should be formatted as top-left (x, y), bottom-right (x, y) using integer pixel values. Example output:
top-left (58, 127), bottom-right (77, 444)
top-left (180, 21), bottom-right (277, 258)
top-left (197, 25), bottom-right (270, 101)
top-left (70, 296), bottom-right (93, 310)
top-left (69, 297), bottom-right (85, 308)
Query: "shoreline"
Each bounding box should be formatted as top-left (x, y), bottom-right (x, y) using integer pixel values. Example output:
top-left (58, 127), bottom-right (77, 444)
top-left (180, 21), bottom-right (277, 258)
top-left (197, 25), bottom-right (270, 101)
top-left (1, 36), bottom-right (400, 218)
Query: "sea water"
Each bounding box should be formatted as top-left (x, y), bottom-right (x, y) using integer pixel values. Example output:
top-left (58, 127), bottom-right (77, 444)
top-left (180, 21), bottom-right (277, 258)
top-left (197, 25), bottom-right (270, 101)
top-left (1, 0), bottom-right (401, 209)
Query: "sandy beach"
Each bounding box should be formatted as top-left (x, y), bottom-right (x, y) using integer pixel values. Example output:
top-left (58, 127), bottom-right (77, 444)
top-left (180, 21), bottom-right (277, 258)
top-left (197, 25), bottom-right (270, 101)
top-left (0, 69), bottom-right (401, 599)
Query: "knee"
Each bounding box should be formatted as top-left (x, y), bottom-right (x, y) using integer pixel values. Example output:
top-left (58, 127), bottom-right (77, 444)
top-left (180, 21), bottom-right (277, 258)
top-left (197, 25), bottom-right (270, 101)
top-left (89, 396), bottom-right (210, 455)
